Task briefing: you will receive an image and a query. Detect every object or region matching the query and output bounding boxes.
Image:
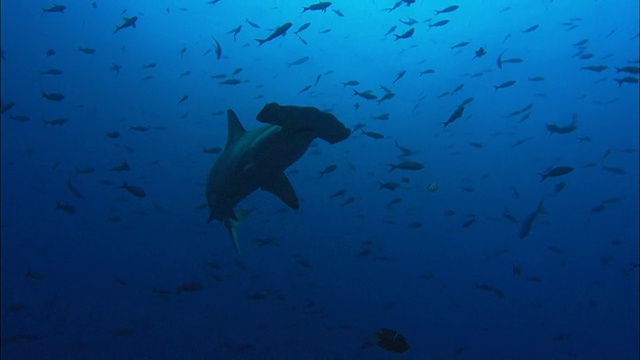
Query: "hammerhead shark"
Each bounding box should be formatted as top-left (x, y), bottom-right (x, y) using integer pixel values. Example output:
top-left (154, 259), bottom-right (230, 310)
top-left (206, 102), bottom-right (351, 253)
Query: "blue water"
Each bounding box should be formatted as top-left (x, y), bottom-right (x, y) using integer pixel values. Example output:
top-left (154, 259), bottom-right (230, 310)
top-left (2, 1), bottom-right (638, 359)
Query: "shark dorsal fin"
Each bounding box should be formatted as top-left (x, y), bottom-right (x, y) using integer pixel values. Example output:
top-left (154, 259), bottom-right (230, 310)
top-left (225, 109), bottom-right (246, 149)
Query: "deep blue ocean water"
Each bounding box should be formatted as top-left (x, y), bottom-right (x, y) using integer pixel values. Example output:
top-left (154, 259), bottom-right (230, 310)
top-left (1, 1), bottom-right (639, 359)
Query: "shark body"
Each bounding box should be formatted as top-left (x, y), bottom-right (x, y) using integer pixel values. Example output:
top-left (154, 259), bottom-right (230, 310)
top-left (206, 102), bottom-right (350, 252)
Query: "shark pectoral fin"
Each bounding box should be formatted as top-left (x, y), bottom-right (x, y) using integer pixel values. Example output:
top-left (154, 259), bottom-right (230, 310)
top-left (261, 172), bottom-right (300, 210)
top-left (223, 218), bottom-right (242, 254)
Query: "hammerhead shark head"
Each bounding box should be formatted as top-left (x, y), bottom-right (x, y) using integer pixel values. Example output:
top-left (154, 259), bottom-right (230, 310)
top-left (206, 102), bottom-right (351, 253)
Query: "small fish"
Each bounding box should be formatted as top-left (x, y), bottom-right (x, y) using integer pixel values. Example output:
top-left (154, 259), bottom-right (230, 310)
top-left (46, 49), bottom-right (56, 57)
top-left (114, 16), bottom-right (137, 34)
top-left (394, 28), bottom-right (415, 41)
top-left (319, 164), bottom-right (337, 177)
top-left (360, 130), bottom-right (384, 139)
top-left (435, 5), bottom-right (458, 14)
top-left (473, 47), bottom-right (487, 59)
top-left (494, 80), bottom-right (516, 91)
top-left (332, 9), bottom-right (344, 17)
top-left (288, 56), bottom-right (310, 67)
top-left (41, 91), bottom-right (64, 101)
top-left (202, 146), bottom-right (222, 154)
top-left (129, 125), bottom-right (150, 131)
top-left (443, 106), bottom-right (464, 127)
top-left (111, 63), bottom-right (122, 75)
top-left (42, 118), bottom-right (68, 125)
top-left (9, 115), bottom-right (30, 122)
top-left (393, 70), bottom-right (406, 83)
top-left (519, 200), bottom-right (545, 239)
top-left (352, 89), bottom-right (378, 100)
top-left (109, 161), bottom-right (130, 172)
top-left (256, 22), bottom-right (292, 46)
top-left (342, 80), bottom-right (359, 87)
top-left (297, 85), bottom-right (312, 94)
top-left (387, 161), bottom-right (424, 172)
top-left (385, 25), bottom-right (397, 36)
top-left (302, 2), bottom-right (332, 13)
top-left (522, 24), bottom-right (539, 33)
top-left (372, 113), bottom-right (390, 121)
top-left (429, 20), bottom-right (449, 29)
top-left (450, 41), bottom-right (469, 50)
top-left (614, 66), bottom-right (640, 74)
top-left (601, 166), bottom-right (625, 175)
top-left (75, 167), bottom-right (95, 175)
top-left (212, 37), bottom-right (222, 59)
top-left (177, 95), bottom-right (189, 105)
top-left (420, 69), bottom-right (435, 76)
top-left (176, 281), bottom-right (202, 294)
top-left (227, 25), bottom-right (242, 41)
top-left (39, 68), bottom-right (63, 75)
top-left (120, 181), bottom-right (146, 198)
top-left (245, 18), bottom-right (260, 28)
top-left (78, 46), bottom-right (96, 55)
top-left (42, 4), bottom-right (66, 13)
top-left (142, 63), bottom-right (156, 69)
top-left (540, 166), bottom-right (574, 182)
top-left (66, 178), bottom-right (84, 199)
top-left (55, 201), bottom-right (75, 215)
top-left (450, 83), bottom-right (464, 95)
top-left (294, 23), bottom-right (311, 35)
top-left (379, 182), bottom-right (400, 191)
top-left (220, 79), bottom-right (242, 85)
top-left (329, 189), bottom-right (347, 199)
top-left (613, 76), bottom-right (639, 87)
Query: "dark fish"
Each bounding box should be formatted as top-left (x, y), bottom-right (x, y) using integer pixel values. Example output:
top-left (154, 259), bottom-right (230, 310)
top-left (1, 101), bottom-right (16, 113)
top-left (319, 164), bottom-right (337, 177)
top-left (129, 125), bottom-right (150, 131)
top-left (554, 181), bottom-right (566, 193)
top-left (302, 2), bottom-right (332, 13)
top-left (332, 9), bottom-right (344, 17)
top-left (502, 209), bottom-right (518, 223)
top-left (393, 70), bottom-right (406, 83)
top-left (429, 20), bottom-right (449, 28)
top-left (256, 22), bottom-right (292, 45)
top-left (288, 56), bottom-right (310, 67)
top-left (450, 83), bottom-right (464, 95)
top-left (519, 200), bottom-right (545, 239)
top-left (546, 114), bottom-right (577, 135)
top-left (529, 76), bottom-right (544, 81)
top-left (177, 95), bottom-right (189, 105)
top-left (572, 39), bottom-right (589, 46)
top-left (329, 189), bottom-right (347, 198)
top-left (379, 182), bottom-right (400, 191)
top-left (227, 25), bottom-right (242, 41)
top-left (114, 16), bottom-right (137, 34)
top-left (55, 201), bottom-right (75, 215)
top-left (297, 85), bottom-right (312, 94)
top-left (435, 5), bottom-right (459, 14)
top-left (473, 47), bottom-right (487, 59)
top-left (420, 69), bottom-right (435, 75)
top-left (342, 80), bottom-right (359, 87)
top-left (66, 178), bottom-right (84, 199)
top-left (443, 105), bottom-right (465, 127)
top-left (540, 166), bottom-right (574, 182)
top-left (375, 328), bottom-right (409, 353)
top-left (450, 41), bottom-right (469, 49)
top-left (202, 146), bottom-right (222, 154)
top-left (41, 91), bottom-right (64, 101)
top-left (120, 181), bottom-right (146, 198)
top-left (522, 24), bottom-right (539, 33)
top-left (42, 4), bottom-right (66, 13)
top-left (613, 76), bottom-right (639, 86)
top-left (143, 63), bottom-right (156, 68)
top-left (245, 18), bottom-right (260, 28)
top-left (385, 25), bottom-right (397, 36)
top-left (377, 92), bottom-right (396, 104)
top-left (109, 161), bottom-right (130, 172)
top-left (394, 28), bottom-right (415, 40)
top-left (111, 63), bottom-right (122, 75)
top-left (387, 161), bottom-right (423, 172)
top-left (294, 22), bottom-right (311, 35)
top-left (42, 118), bottom-right (68, 125)
top-left (212, 37), bottom-right (222, 59)
top-left (581, 65), bottom-right (608, 72)
top-left (601, 166), bottom-right (625, 175)
top-left (46, 49), bottom-right (56, 56)
top-left (361, 130), bottom-right (384, 139)
top-left (590, 204), bottom-right (606, 213)
top-left (180, 47), bottom-right (187, 57)
top-left (39, 68), bottom-right (63, 75)
top-left (352, 89), bottom-right (378, 100)
top-left (494, 80), bottom-right (516, 90)
top-left (78, 46), bottom-right (95, 54)
top-left (9, 115), bottom-right (30, 122)
top-left (75, 167), bottom-right (95, 175)
top-left (614, 66), bottom-right (640, 74)
top-left (220, 79), bottom-right (242, 85)
top-left (180, 71), bottom-right (191, 77)
top-left (176, 281), bottom-right (202, 294)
